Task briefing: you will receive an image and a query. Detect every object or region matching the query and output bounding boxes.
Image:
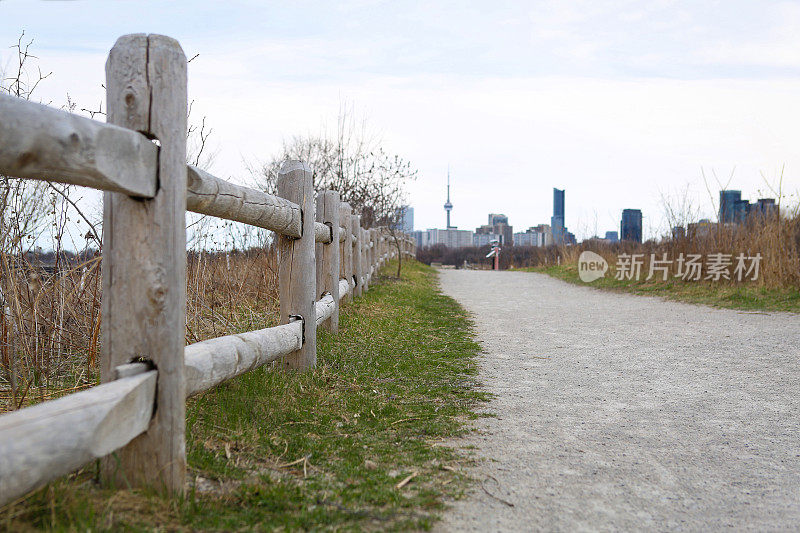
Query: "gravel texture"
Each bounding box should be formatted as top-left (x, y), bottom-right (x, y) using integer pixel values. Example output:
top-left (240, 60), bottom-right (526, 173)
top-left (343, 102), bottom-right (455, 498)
top-left (435, 269), bottom-right (800, 532)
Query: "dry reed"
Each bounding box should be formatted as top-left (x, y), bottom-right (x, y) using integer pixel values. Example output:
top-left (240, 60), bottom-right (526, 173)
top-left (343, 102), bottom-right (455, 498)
top-left (0, 247), bottom-right (280, 412)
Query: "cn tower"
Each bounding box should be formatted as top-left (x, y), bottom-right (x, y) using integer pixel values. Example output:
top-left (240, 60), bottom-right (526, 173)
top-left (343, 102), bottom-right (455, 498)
top-left (444, 169), bottom-right (453, 229)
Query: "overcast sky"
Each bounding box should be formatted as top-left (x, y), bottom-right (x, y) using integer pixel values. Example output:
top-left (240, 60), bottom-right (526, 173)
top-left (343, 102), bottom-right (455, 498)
top-left (2, 0), bottom-right (799, 241)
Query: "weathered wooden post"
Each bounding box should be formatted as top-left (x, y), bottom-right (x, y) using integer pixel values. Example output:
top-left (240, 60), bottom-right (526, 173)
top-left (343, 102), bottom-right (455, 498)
top-left (377, 229), bottom-right (383, 267)
top-left (315, 190), bottom-right (340, 332)
top-left (361, 228), bottom-right (370, 292)
top-left (340, 203), bottom-right (353, 304)
top-left (102, 34), bottom-right (187, 493)
top-left (277, 161), bottom-right (316, 369)
top-left (370, 228), bottom-right (377, 281)
top-left (360, 225), bottom-right (366, 293)
top-left (352, 215), bottom-right (363, 298)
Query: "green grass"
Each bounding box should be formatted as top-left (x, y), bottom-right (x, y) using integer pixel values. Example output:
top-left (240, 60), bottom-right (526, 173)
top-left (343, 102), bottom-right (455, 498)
top-left (523, 264), bottom-right (800, 313)
top-left (3, 260), bottom-right (488, 531)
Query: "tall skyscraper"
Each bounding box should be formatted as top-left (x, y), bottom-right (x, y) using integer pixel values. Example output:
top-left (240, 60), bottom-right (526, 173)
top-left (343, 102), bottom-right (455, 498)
top-left (620, 209), bottom-right (643, 243)
top-left (719, 190), bottom-right (741, 223)
top-left (443, 169), bottom-right (453, 229)
top-left (756, 198), bottom-right (778, 218)
top-left (732, 200), bottom-right (750, 224)
top-left (551, 188), bottom-right (565, 244)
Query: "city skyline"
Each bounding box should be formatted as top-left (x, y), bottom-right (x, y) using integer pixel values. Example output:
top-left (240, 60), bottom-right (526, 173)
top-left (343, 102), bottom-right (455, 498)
top-left (412, 178), bottom-right (780, 248)
top-left (410, 168), bottom-right (791, 243)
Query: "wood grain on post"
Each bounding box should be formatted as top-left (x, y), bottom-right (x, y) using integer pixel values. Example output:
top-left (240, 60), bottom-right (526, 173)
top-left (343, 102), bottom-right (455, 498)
top-left (369, 228), bottom-right (377, 284)
top-left (315, 190), bottom-right (340, 332)
top-left (362, 227), bottom-right (368, 291)
top-left (102, 34), bottom-right (187, 493)
top-left (339, 203), bottom-right (353, 304)
top-left (352, 215), bottom-right (363, 298)
top-left (379, 229), bottom-right (384, 265)
top-left (315, 194), bottom-right (324, 303)
top-left (368, 228), bottom-right (375, 286)
top-left (361, 228), bottom-right (369, 293)
top-left (376, 229), bottom-right (381, 269)
top-left (364, 228), bottom-right (375, 282)
top-left (277, 161), bottom-right (316, 370)
top-left (378, 230), bottom-right (383, 267)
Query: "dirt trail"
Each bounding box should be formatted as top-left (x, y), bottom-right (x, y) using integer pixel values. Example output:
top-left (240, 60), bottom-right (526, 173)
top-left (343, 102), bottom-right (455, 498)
top-left (435, 269), bottom-right (800, 532)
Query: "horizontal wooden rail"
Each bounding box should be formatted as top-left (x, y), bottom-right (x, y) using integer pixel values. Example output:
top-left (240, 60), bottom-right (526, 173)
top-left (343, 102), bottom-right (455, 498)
top-left (315, 221), bottom-right (333, 243)
top-left (185, 321), bottom-right (303, 397)
top-left (0, 368), bottom-right (156, 506)
top-left (187, 165), bottom-right (302, 237)
top-left (0, 94), bottom-right (158, 197)
top-left (338, 278), bottom-right (350, 300)
top-left (315, 293), bottom-right (336, 326)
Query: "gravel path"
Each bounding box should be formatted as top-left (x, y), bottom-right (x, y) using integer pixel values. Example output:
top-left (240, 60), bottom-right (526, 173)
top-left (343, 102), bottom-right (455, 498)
top-left (435, 269), bottom-right (800, 532)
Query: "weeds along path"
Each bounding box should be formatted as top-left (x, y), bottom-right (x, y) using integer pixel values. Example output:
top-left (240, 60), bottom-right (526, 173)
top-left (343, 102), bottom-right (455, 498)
top-left (435, 269), bottom-right (800, 531)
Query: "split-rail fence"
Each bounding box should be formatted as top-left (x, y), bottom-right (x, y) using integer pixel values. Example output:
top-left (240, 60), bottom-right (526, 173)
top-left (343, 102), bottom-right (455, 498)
top-left (0, 33), bottom-right (416, 506)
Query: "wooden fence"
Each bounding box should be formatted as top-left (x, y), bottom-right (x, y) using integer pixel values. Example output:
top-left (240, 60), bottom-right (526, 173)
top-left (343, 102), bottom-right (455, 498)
top-left (0, 33), bottom-right (416, 506)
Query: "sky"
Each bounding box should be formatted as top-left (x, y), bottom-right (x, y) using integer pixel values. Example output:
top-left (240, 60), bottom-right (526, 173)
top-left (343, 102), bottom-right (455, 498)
top-left (2, 0), bottom-right (800, 241)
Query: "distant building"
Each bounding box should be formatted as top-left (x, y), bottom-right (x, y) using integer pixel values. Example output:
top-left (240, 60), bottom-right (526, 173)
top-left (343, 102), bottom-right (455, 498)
top-left (724, 191), bottom-right (778, 226)
top-left (719, 190), bottom-right (742, 223)
top-left (395, 206), bottom-right (413, 233)
top-left (513, 232), bottom-right (538, 247)
top-left (514, 224), bottom-right (555, 247)
top-left (426, 228), bottom-right (473, 248)
top-left (414, 228), bottom-right (472, 249)
top-left (604, 231), bottom-right (619, 242)
top-left (412, 230), bottom-right (427, 249)
top-left (620, 209), bottom-right (643, 243)
top-left (477, 216), bottom-right (513, 246)
top-left (755, 198), bottom-right (778, 219)
top-left (732, 200), bottom-right (750, 224)
top-left (494, 223), bottom-right (513, 246)
top-left (687, 219), bottom-right (714, 239)
top-left (488, 213), bottom-right (508, 226)
top-left (474, 232), bottom-right (502, 247)
top-left (531, 224), bottom-right (553, 247)
top-left (551, 188), bottom-right (565, 244)
top-left (671, 226), bottom-right (685, 240)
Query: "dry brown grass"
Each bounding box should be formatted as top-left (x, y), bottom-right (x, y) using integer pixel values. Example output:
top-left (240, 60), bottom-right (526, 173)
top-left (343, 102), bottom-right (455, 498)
top-left (0, 247), bottom-right (281, 412)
